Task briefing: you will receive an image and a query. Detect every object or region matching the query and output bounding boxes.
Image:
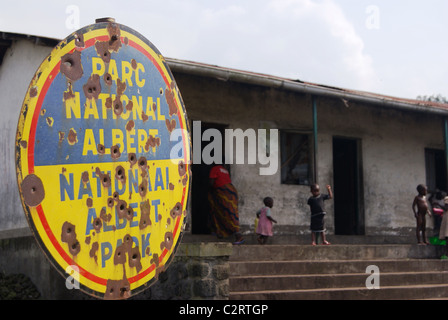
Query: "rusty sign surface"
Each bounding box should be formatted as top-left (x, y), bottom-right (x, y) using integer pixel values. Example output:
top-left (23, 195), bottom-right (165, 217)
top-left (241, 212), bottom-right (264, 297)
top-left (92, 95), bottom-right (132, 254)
top-left (15, 20), bottom-right (191, 299)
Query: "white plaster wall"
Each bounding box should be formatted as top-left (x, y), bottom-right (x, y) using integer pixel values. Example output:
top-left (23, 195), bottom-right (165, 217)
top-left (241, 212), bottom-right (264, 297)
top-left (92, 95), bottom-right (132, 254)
top-left (0, 40), bottom-right (52, 232)
top-left (177, 73), bottom-right (445, 236)
top-left (318, 98), bottom-right (443, 235)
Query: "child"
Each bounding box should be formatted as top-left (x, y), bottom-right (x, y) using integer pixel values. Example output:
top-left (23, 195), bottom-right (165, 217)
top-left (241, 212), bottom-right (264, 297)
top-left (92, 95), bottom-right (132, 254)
top-left (256, 197), bottom-right (277, 244)
top-left (307, 184), bottom-right (333, 245)
top-left (412, 184), bottom-right (432, 245)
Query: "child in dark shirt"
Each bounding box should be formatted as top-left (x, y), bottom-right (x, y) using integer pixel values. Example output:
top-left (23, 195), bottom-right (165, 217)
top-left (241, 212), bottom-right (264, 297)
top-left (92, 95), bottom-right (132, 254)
top-left (307, 184), bottom-right (333, 245)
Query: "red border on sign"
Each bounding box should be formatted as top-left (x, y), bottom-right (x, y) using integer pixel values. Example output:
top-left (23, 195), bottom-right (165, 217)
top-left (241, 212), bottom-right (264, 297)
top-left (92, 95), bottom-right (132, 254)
top-left (26, 34), bottom-right (188, 289)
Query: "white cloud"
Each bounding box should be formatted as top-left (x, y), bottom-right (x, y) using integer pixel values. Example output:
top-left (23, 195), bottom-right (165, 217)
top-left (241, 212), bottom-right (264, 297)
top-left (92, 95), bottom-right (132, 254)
top-left (264, 0), bottom-right (378, 91)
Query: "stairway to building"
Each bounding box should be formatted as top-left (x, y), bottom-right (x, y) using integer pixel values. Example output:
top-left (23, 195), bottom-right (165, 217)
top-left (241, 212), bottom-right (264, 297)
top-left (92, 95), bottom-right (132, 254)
top-left (229, 240), bottom-right (448, 300)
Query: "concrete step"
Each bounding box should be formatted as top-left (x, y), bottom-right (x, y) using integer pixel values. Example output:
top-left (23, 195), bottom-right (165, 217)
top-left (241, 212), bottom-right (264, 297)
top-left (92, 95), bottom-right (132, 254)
top-left (228, 243), bottom-right (448, 300)
top-left (229, 283), bottom-right (448, 300)
top-left (230, 259), bottom-right (448, 276)
top-left (230, 271), bottom-right (448, 292)
top-left (231, 244), bottom-right (445, 261)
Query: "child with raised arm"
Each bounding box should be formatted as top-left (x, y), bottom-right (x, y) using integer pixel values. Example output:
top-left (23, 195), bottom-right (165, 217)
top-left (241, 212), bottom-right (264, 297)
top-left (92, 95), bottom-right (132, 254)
top-left (307, 184), bottom-right (333, 245)
top-left (256, 197), bottom-right (277, 244)
top-left (412, 184), bottom-right (432, 245)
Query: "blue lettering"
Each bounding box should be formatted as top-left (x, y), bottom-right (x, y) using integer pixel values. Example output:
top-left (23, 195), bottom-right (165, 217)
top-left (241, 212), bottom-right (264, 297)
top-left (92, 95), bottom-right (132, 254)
top-left (78, 178), bottom-right (93, 199)
top-left (141, 233), bottom-right (151, 257)
top-left (154, 167), bottom-right (164, 191)
top-left (128, 169), bottom-right (138, 194)
top-left (114, 175), bottom-right (126, 195)
top-left (115, 208), bottom-right (127, 230)
top-left (59, 173), bottom-right (74, 201)
top-left (101, 242), bottom-right (112, 268)
top-left (130, 202), bottom-right (138, 228)
top-left (152, 199), bottom-right (161, 223)
top-left (85, 207), bottom-right (97, 235)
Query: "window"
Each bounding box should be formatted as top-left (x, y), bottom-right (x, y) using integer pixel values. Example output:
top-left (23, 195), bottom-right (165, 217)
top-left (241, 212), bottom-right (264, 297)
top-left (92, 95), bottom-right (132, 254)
top-left (280, 131), bottom-right (313, 185)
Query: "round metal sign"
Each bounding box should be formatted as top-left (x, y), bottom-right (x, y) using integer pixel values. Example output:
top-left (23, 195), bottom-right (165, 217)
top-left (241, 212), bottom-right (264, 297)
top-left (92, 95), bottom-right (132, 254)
top-left (15, 20), bottom-right (191, 299)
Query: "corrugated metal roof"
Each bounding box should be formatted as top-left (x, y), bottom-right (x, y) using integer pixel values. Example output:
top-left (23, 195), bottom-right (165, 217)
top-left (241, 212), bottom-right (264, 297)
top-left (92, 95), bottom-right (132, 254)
top-left (2, 31), bottom-right (447, 115)
top-left (166, 57), bottom-right (448, 115)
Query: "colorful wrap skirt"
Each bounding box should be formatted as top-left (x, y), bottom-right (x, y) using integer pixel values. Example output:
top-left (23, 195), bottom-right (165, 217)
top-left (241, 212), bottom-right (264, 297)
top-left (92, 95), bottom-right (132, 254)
top-left (208, 183), bottom-right (240, 238)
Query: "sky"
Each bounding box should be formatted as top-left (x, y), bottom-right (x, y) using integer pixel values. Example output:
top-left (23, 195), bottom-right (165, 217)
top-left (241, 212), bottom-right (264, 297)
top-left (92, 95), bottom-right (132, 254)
top-left (1, 0), bottom-right (447, 100)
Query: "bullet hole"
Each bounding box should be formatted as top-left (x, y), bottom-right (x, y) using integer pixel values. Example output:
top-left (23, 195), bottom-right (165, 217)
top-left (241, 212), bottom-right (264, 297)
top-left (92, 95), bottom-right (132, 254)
top-left (178, 161), bottom-right (186, 177)
top-left (138, 156), bottom-right (147, 169)
top-left (107, 197), bottom-right (114, 208)
top-left (113, 191), bottom-right (120, 201)
top-left (116, 200), bottom-right (127, 219)
top-left (46, 117), bottom-right (54, 127)
top-left (160, 231), bottom-right (173, 251)
top-left (182, 174), bottom-right (188, 187)
top-left (105, 97), bottom-right (113, 109)
top-left (138, 180), bottom-right (147, 197)
top-left (100, 207), bottom-right (111, 222)
top-left (19, 140), bottom-right (27, 149)
top-left (89, 242), bottom-right (99, 264)
top-left (95, 41), bottom-right (111, 64)
top-left (144, 135), bottom-right (161, 152)
top-left (126, 207), bottom-right (134, 221)
top-left (83, 74), bottom-right (101, 100)
top-left (170, 202), bottom-right (182, 220)
top-left (110, 145), bottom-right (121, 159)
top-left (104, 279), bottom-right (130, 300)
top-left (165, 82), bottom-right (178, 116)
top-left (125, 100), bottom-right (133, 112)
top-left (125, 120), bottom-right (134, 132)
top-left (168, 183), bottom-right (175, 191)
top-left (60, 51), bottom-right (83, 81)
top-left (29, 86), bottom-right (38, 98)
top-left (93, 217), bottom-right (102, 232)
top-left (96, 169), bottom-right (111, 188)
top-left (21, 174), bottom-right (45, 207)
top-left (113, 97), bottom-right (123, 117)
top-left (128, 153), bottom-right (137, 167)
top-left (114, 244), bottom-right (126, 265)
top-left (107, 22), bottom-right (122, 52)
top-left (165, 118), bottom-right (176, 133)
top-left (74, 33), bottom-right (85, 48)
top-left (115, 166), bottom-right (126, 183)
top-left (131, 59), bottom-right (137, 69)
top-left (61, 221), bottom-right (80, 256)
top-left (150, 253), bottom-right (159, 267)
top-left (67, 128), bottom-right (78, 145)
top-left (104, 73), bottom-right (112, 86)
top-left (86, 197), bottom-right (93, 208)
top-left (139, 199), bottom-right (151, 230)
top-left (97, 144), bottom-right (106, 154)
top-left (116, 78), bottom-right (126, 96)
top-left (141, 111), bottom-right (149, 122)
top-left (63, 83), bottom-right (75, 100)
top-left (82, 171), bottom-right (89, 184)
top-left (128, 247), bottom-right (142, 273)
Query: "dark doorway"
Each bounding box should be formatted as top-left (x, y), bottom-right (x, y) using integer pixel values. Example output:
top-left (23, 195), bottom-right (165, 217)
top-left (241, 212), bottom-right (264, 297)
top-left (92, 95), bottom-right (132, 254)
top-left (425, 148), bottom-right (447, 193)
top-left (191, 122), bottom-right (227, 234)
top-left (332, 137), bottom-right (364, 235)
